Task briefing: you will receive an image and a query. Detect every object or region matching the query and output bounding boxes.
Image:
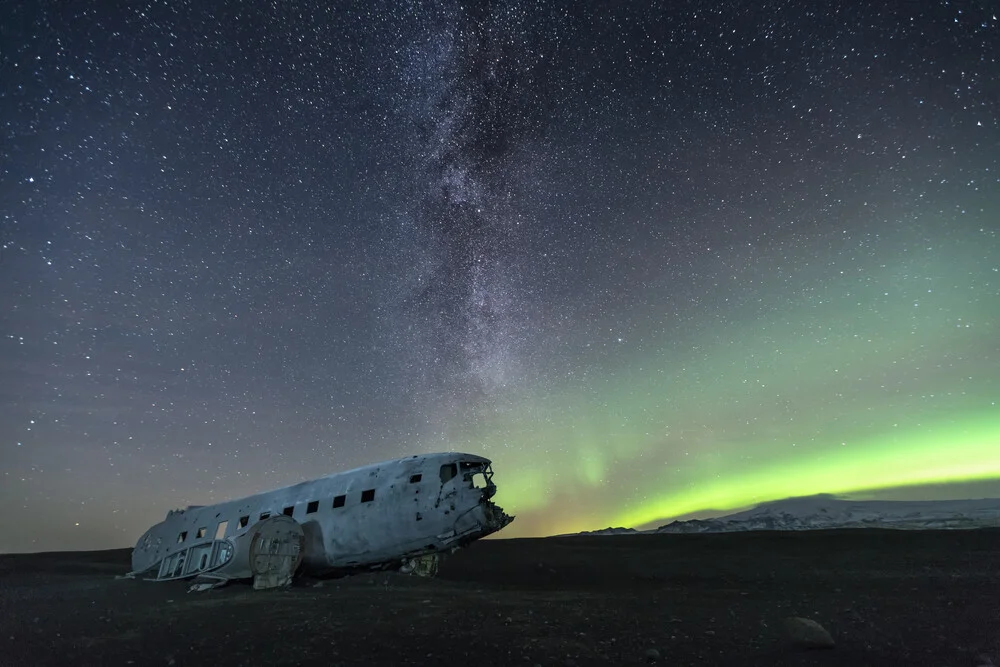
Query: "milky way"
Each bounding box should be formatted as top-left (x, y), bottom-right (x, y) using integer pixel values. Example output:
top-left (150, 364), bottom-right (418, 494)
top-left (1, 1), bottom-right (997, 551)
top-left (382, 2), bottom-right (560, 420)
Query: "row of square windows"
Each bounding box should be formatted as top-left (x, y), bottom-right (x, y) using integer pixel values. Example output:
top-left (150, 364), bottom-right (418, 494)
top-left (176, 473), bottom-right (423, 544)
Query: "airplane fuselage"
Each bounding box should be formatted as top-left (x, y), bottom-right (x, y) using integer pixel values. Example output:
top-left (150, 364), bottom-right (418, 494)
top-left (130, 452), bottom-right (513, 586)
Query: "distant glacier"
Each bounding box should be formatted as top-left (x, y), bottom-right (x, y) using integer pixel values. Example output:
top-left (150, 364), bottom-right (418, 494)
top-left (574, 494), bottom-right (1000, 536)
top-left (656, 494), bottom-right (1000, 533)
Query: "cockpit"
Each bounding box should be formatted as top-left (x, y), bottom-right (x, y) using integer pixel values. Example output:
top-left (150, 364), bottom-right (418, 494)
top-left (439, 460), bottom-right (497, 499)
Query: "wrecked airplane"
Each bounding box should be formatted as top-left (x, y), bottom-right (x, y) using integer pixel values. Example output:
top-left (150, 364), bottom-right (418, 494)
top-left (128, 452), bottom-right (514, 590)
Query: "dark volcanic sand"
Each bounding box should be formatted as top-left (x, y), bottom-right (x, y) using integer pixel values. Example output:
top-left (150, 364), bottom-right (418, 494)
top-left (1, 529), bottom-right (998, 666)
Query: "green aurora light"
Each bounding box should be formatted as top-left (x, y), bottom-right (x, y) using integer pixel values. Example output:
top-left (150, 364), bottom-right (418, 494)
top-left (453, 221), bottom-right (1000, 537)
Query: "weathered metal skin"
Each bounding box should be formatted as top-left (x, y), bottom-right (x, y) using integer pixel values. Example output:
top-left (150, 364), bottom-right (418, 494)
top-left (129, 452), bottom-right (514, 587)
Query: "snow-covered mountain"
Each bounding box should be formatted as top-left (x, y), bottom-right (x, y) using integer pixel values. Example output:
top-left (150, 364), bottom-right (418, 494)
top-left (574, 527), bottom-right (638, 536)
top-left (654, 494), bottom-right (1000, 533)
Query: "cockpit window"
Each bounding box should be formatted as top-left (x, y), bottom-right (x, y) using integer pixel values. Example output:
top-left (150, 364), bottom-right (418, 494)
top-left (441, 461), bottom-right (494, 487)
top-left (458, 461), bottom-right (493, 489)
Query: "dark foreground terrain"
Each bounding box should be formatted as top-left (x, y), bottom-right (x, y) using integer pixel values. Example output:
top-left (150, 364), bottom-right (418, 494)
top-left (1, 530), bottom-right (998, 667)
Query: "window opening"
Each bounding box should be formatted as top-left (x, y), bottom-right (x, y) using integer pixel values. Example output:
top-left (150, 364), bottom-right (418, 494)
top-left (259, 511), bottom-right (271, 520)
top-left (177, 531), bottom-right (187, 543)
top-left (215, 521), bottom-right (229, 539)
top-left (283, 506), bottom-right (294, 517)
top-left (306, 500), bottom-right (319, 514)
top-left (196, 527), bottom-right (207, 539)
top-left (332, 495), bottom-right (346, 508)
top-left (409, 474), bottom-right (422, 483)
top-left (361, 489), bottom-right (375, 503)
top-left (439, 463), bottom-right (457, 483)
top-left (238, 515), bottom-right (249, 528)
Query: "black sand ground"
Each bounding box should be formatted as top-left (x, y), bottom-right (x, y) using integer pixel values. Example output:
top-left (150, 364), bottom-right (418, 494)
top-left (1, 529), bottom-right (998, 666)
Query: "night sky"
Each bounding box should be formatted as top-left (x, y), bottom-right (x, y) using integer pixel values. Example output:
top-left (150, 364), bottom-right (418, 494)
top-left (2, 1), bottom-right (998, 553)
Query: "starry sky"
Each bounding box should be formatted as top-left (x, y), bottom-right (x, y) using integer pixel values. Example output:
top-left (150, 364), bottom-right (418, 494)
top-left (2, 1), bottom-right (998, 553)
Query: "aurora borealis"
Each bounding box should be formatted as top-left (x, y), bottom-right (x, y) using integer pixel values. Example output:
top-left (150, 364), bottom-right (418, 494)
top-left (463, 220), bottom-right (1000, 535)
top-left (2, 1), bottom-right (998, 552)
